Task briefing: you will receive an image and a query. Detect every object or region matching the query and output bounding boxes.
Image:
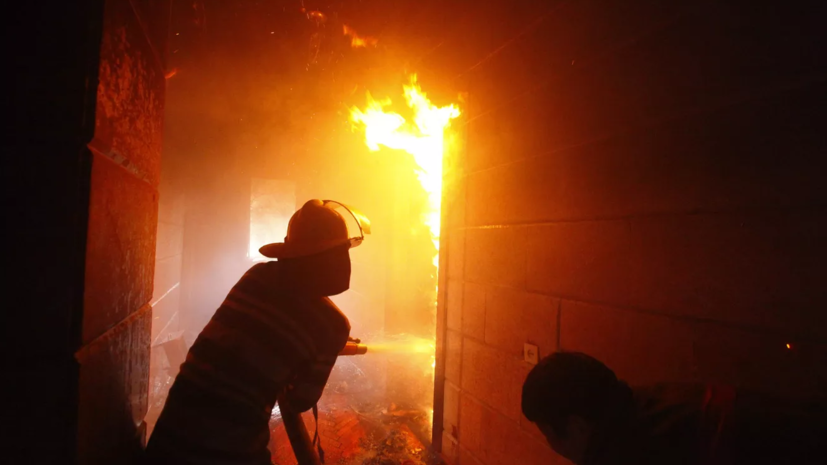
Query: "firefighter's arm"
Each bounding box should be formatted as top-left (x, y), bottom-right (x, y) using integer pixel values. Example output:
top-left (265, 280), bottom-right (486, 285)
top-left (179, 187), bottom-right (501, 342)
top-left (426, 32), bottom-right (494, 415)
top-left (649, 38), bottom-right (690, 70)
top-left (281, 352), bottom-right (339, 413)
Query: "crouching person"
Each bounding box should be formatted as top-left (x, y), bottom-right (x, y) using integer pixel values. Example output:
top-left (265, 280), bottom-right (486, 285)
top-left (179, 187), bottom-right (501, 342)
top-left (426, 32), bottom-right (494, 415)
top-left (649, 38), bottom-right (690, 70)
top-left (521, 351), bottom-right (826, 465)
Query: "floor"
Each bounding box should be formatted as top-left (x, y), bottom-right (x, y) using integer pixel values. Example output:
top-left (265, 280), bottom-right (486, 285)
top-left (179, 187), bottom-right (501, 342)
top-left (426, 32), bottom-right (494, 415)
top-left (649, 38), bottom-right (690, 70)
top-left (268, 391), bottom-right (437, 465)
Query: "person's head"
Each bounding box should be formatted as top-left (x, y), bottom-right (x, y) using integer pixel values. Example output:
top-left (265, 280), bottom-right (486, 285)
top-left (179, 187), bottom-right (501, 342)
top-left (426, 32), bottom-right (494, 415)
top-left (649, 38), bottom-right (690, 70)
top-left (259, 199), bottom-right (370, 296)
top-left (521, 351), bottom-right (633, 464)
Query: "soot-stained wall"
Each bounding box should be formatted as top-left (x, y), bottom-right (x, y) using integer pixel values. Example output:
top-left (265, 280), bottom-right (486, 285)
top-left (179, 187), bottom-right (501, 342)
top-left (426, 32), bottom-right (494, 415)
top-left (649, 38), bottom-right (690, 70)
top-left (425, 2), bottom-right (827, 465)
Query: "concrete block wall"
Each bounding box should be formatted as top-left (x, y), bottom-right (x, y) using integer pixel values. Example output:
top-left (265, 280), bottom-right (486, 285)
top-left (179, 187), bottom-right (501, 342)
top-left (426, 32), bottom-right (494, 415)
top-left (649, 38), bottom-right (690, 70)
top-left (427, 1), bottom-right (827, 464)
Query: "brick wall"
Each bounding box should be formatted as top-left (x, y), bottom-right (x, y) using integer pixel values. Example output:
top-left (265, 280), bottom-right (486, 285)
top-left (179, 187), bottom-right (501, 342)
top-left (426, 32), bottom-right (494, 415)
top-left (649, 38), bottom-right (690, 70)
top-left (428, 2), bottom-right (827, 464)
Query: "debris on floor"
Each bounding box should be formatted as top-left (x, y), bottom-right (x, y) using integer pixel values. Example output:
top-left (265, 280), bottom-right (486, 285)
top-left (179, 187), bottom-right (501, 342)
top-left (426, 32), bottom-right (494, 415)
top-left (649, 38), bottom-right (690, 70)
top-left (268, 392), bottom-right (441, 465)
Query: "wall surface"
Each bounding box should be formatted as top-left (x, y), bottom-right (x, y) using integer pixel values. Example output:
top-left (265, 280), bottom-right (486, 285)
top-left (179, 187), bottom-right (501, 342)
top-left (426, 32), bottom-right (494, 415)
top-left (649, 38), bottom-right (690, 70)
top-left (426, 2), bottom-right (827, 465)
top-left (151, 164), bottom-right (186, 346)
top-left (78, 0), bottom-right (170, 463)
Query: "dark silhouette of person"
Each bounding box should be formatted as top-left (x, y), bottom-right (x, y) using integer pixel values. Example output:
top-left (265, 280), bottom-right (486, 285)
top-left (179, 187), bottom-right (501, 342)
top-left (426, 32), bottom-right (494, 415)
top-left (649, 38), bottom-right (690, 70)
top-left (522, 351), bottom-right (825, 465)
top-left (144, 199), bottom-right (370, 465)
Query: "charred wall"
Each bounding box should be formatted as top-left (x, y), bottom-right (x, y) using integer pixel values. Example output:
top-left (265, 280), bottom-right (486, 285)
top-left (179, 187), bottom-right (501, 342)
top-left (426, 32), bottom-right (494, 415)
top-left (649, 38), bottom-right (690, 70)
top-left (424, 1), bottom-right (827, 464)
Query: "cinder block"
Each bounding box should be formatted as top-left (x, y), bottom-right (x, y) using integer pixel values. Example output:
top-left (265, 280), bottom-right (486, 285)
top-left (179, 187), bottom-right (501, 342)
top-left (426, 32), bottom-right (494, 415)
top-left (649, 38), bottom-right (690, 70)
top-left (468, 1), bottom-right (686, 118)
top-left (448, 229), bottom-right (466, 279)
top-left (445, 330), bottom-right (463, 385)
top-left (526, 221), bottom-right (632, 307)
top-left (465, 94), bottom-right (564, 174)
top-left (443, 382), bottom-right (461, 440)
top-left (559, 300), bottom-right (694, 385)
top-left (84, 153), bottom-right (158, 343)
top-left (462, 282), bottom-right (486, 340)
top-left (447, 280), bottom-right (463, 332)
top-left (76, 305), bottom-right (151, 465)
top-left (458, 393), bottom-right (483, 455)
top-left (461, 338), bottom-right (526, 422)
top-left (628, 212), bottom-right (827, 338)
top-left (442, 431), bottom-right (459, 465)
top-left (466, 87), bottom-right (827, 228)
top-left (459, 444), bottom-right (484, 465)
top-left (92, 0), bottom-right (166, 186)
top-left (445, 172), bottom-right (467, 229)
top-left (484, 287), bottom-right (558, 358)
top-left (458, 446), bottom-right (484, 465)
top-left (419, 1), bottom-right (547, 86)
top-left (479, 407), bottom-right (561, 465)
top-left (465, 227), bottom-right (526, 289)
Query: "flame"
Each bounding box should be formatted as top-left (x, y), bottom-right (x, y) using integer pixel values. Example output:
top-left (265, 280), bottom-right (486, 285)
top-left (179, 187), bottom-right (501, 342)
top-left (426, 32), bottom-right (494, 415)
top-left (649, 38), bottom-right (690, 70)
top-left (350, 75), bottom-right (460, 268)
top-left (343, 24), bottom-right (378, 48)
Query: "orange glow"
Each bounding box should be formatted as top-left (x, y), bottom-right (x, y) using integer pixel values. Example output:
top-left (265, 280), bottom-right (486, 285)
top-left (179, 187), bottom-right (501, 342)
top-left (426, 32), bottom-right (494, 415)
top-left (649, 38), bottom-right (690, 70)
top-left (343, 24), bottom-right (378, 48)
top-left (306, 10), bottom-right (326, 23)
top-left (365, 337), bottom-right (436, 355)
top-left (350, 75), bottom-right (459, 388)
top-left (786, 343), bottom-right (792, 349)
top-left (350, 75), bottom-right (460, 268)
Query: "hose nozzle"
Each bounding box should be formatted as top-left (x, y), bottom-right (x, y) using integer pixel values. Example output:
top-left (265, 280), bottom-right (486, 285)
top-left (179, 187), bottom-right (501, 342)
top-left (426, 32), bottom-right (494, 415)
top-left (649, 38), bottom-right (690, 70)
top-left (338, 341), bottom-right (368, 356)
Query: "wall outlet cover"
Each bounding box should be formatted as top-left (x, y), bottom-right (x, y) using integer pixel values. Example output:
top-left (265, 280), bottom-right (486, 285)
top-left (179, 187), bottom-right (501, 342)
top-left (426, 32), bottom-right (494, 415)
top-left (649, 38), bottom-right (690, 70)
top-left (524, 343), bottom-right (539, 365)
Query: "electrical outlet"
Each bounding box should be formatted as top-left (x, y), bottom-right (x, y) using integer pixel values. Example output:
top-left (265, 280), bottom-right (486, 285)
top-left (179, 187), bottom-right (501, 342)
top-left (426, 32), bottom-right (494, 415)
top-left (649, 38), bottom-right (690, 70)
top-left (524, 343), bottom-right (539, 365)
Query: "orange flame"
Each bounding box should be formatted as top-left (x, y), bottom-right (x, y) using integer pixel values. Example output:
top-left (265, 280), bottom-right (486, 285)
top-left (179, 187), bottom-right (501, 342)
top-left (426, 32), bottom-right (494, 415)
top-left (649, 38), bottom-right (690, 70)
top-left (350, 75), bottom-right (460, 269)
top-left (343, 24), bottom-right (378, 48)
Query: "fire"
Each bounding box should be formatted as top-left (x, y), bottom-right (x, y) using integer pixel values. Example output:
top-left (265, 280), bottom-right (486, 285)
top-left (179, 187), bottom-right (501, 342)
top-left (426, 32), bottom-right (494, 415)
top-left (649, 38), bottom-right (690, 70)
top-left (343, 24), bottom-right (378, 48)
top-left (350, 75), bottom-right (460, 268)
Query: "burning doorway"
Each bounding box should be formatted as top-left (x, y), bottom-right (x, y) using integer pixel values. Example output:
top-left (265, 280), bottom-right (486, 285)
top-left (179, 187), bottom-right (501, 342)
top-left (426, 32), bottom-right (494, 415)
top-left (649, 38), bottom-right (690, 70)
top-left (147, 3), bottom-right (463, 463)
top-left (266, 77), bottom-right (461, 464)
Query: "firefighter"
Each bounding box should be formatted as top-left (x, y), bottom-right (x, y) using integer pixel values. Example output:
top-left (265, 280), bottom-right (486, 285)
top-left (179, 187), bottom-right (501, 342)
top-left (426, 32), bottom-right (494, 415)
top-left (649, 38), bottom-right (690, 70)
top-left (521, 351), bottom-right (826, 465)
top-left (144, 199), bottom-right (370, 465)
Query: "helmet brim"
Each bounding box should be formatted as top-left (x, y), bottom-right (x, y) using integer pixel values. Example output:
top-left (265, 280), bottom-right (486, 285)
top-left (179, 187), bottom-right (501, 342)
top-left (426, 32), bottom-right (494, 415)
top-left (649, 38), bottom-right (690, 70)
top-left (259, 238), bottom-right (353, 259)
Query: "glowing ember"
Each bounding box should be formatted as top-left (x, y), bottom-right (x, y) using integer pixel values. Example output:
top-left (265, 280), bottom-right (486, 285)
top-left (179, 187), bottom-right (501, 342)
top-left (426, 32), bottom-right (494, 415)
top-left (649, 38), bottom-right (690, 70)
top-left (350, 75), bottom-right (460, 268)
top-left (343, 24), bottom-right (378, 48)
